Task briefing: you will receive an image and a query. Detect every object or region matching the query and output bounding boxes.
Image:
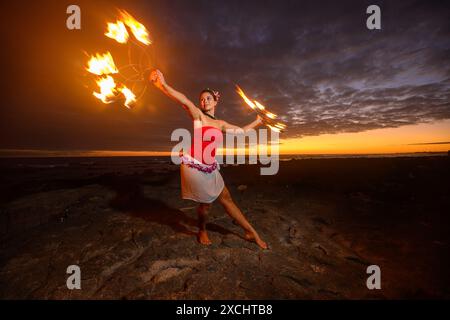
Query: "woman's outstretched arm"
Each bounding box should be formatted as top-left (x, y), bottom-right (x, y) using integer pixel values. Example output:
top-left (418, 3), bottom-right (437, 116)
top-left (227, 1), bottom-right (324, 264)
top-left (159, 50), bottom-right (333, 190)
top-left (220, 115), bottom-right (263, 133)
top-left (150, 69), bottom-right (201, 120)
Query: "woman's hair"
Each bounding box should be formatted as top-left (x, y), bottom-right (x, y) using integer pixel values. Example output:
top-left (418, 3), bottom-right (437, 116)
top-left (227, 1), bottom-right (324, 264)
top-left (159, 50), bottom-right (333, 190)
top-left (200, 88), bottom-right (220, 102)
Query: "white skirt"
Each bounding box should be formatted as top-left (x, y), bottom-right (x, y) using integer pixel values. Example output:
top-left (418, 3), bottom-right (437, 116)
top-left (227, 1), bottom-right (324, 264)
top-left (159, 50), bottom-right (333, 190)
top-left (180, 155), bottom-right (225, 203)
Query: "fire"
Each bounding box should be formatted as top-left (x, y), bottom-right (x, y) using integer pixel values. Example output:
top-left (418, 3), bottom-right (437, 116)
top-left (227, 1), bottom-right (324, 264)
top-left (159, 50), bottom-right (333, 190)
top-left (265, 112), bottom-right (277, 119)
top-left (86, 10), bottom-right (152, 108)
top-left (119, 86), bottom-right (136, 108)
top-left (254, 101), bottom-right (277, 119)
top-left (119, 10), bottom-right (152, 45)
top-left (105, 21), bottom-right (129, 44)
top-left (236, 85), bottom-right (256, 109)
top-left (235, 85), bottom-right (287, 132)
top-left (254, 101), bottom-right (266, 111)
top-left (93, 76), bottom-right (117, 104)
top-left (267, 125), bottom-right (281, 133)
top-left (86, 52), bottom-right (118, 75)
top-left (91, 77), bottom-right (136, 108)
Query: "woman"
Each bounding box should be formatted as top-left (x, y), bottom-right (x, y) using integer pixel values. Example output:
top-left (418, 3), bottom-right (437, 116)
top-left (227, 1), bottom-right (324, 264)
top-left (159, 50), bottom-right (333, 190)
top-left (150, 69), bottom-right (268, 249)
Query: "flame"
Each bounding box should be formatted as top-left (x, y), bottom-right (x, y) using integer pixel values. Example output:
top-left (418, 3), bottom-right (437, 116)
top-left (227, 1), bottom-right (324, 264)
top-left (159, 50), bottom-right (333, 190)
top-left (235, 85), bottom-right (256, 109)
top-left (93, 76), bottom-right (117, 104)
top-left (265, 112), bottom-right (277, 119)
top-left (120, 10), bottom-right (152, 45)
top-left (235, 84), bottom-right (287, 132)
top-left (86, 52), bottom-right (118, 75)
top-left (119, 86), bottom-right (136, 108)
top-left (105, 21), bottom-right (129, 44)
top-left (86, 11), bottom-right (151, 109)
top-left (267, 125), bottom-right (281, 133)
top-left (254, 100), bottom-right (266, 111)
top-left (255, 101), bottom-right (278, 119)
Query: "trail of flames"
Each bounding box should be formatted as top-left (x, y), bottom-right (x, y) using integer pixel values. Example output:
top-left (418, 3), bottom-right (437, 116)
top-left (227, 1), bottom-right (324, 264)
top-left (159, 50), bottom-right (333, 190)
top-left (236, 85), bottom-right (256, 109)
top-left (267, 125), bottom-right (281, 133)
top-left (235, 85), bottom-right (287, 132)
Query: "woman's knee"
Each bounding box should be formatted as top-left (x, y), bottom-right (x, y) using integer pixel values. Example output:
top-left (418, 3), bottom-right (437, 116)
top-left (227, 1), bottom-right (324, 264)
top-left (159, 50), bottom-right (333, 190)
top-left (198, 203), bottom-right (211, 214)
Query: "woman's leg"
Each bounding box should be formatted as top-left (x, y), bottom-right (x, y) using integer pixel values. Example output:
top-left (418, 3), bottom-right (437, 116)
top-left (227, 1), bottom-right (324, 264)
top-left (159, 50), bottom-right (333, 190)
top-left (197, 203), bottom-right (212, 245)
top-left (218, 186), bottom-right (268, 249)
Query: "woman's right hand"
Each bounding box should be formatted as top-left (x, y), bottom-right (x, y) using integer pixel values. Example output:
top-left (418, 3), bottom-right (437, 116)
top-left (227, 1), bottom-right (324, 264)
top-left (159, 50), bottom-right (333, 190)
top-left (150, 69), bottom-right (166, 89)
top-left (149, 68), bottom-right (200, 119)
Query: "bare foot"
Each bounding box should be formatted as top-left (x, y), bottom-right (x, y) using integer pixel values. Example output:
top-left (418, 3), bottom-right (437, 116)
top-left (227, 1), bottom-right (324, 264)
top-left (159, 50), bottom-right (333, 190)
top-left (197, 230), bottom-right (212, 245)
top-left (245, 231), bottom-right (268, 249)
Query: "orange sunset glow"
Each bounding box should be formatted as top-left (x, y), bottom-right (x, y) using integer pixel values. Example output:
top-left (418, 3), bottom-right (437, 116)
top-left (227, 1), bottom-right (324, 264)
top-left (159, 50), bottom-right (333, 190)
top-left (2, 120), bottom-right (448, 158)
top-left (278, 119), bottom-right (450, 155)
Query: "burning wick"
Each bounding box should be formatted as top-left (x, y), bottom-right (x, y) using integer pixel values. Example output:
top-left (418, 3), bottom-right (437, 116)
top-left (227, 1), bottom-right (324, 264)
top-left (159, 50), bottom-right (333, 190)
top-left (119, 86), bottom-right (137, 108)
top-left (105, 21), bottom-right (129, 44)
top-left (105, 10), bottom-right (152, 46)
top-left (86, 52), bottom-right (118, 76)
top-left (86, 52), bottom-right (137, 108)
top-left (93, 76), bottom-right (117, 104)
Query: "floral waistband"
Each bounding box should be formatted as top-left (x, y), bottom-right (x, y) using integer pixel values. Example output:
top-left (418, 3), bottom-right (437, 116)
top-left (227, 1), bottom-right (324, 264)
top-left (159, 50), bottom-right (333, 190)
top-left (180, 154), bottom-right (218, 174)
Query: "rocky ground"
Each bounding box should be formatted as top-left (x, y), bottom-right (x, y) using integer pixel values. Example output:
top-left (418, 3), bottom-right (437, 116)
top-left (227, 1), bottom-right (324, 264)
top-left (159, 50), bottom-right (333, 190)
top-left (0, 156), bottom-right (449, 299)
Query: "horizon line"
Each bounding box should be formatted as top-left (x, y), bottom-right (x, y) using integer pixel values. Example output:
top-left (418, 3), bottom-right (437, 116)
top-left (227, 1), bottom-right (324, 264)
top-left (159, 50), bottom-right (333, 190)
top-left (0, 148), bottom-right (448, 158)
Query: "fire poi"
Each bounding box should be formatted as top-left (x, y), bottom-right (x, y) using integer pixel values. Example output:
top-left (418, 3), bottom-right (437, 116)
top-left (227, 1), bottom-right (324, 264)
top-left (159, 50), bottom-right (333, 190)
top-left (235, 85), bottom-right (287, 133)
top-left (85, 10), bottom-right (153, 109)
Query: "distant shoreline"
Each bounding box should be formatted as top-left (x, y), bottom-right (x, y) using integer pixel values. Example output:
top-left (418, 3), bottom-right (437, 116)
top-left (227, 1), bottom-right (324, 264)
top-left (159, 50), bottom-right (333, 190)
top-left (0, 151), bottom-right (448, 160)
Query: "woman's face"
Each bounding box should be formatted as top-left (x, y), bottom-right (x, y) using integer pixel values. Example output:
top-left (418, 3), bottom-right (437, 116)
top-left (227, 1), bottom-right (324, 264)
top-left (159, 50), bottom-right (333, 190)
top-left (200, 92), bottom-right (217, 111)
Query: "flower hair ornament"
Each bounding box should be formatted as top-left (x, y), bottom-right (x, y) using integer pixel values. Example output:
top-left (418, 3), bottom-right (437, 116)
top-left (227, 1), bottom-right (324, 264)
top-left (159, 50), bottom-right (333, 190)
top-left (212, 90), bottom-right (221, 101)
top-left (204, 88), bottom-right (221, 102)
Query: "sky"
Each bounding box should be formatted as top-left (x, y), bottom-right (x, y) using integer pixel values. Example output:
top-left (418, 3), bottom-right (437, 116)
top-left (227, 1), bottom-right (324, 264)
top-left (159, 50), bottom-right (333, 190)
top-left (1, 0), bottom-right (449, 156)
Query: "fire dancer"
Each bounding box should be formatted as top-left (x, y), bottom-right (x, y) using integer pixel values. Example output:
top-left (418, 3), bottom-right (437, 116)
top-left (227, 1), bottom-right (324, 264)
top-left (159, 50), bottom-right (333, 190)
top-left (150, 69), bottom-right (268, 249)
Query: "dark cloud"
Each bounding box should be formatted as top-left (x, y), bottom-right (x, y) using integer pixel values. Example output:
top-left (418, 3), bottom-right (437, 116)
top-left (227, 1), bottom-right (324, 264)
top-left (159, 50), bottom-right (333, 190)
top-left (1, 0), bottom-right (449, 151)
top-left (408, 141), bottom-right (450, 145)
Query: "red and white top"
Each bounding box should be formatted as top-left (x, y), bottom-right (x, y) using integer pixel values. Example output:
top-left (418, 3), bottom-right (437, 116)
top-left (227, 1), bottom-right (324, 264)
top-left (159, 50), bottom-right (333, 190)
top-left (188, 123), bottom-right (223, 165)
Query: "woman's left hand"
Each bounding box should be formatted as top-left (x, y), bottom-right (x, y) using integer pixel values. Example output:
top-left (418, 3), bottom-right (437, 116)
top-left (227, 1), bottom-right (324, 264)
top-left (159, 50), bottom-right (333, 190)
top-left (256, 115), bottom-right (263, 124)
